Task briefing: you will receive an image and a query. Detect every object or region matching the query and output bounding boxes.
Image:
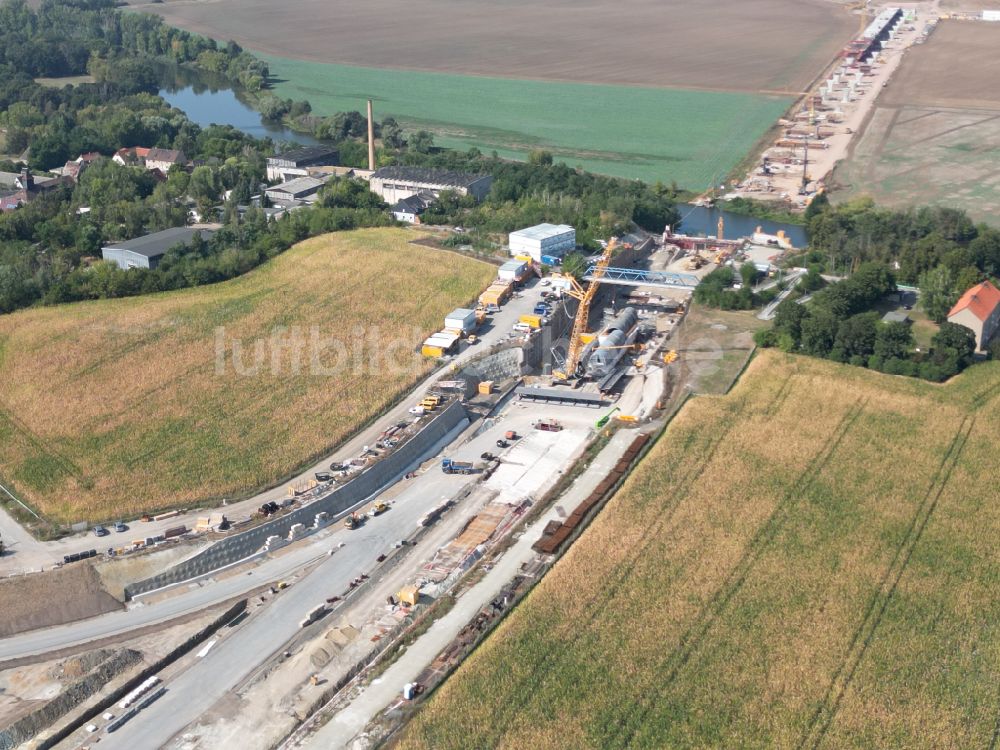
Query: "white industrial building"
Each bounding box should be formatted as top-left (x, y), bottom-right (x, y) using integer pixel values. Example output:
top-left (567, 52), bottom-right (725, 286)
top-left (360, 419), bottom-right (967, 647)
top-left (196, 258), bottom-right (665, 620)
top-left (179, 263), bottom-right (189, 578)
top-left (508, 223), bottom-right (575, 264)
top-left (369, 167), bottom-right (493, 205)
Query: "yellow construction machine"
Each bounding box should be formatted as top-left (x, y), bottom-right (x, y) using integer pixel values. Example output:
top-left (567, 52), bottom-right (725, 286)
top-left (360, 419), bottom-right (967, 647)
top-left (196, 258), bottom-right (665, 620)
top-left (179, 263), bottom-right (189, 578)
top-left (552, 238), bottom-right (617, 381)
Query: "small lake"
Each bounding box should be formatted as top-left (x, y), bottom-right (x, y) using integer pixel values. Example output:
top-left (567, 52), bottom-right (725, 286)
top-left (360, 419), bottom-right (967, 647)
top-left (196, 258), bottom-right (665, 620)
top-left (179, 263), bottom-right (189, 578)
top-left (677, 204), bottom-right (808, 249)
top-left (158, 67), bottom-right (320, 146)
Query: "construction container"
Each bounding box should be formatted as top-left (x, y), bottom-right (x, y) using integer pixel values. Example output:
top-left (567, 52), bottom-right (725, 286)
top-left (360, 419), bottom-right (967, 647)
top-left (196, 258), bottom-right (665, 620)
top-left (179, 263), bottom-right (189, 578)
top-left (421, 331), bottom-right (460, 358)
top-left (498, 259), bottom-right (529, 282)
top-left (444, 308), bottom-right (477, 334)
top-left (397, 585), bottom-right (420, 607)
top-left (478, 380), bottom-right (494, 395)
top-left (478, 289), bottom-right (503, 309)
top-left (519, 314), bottom-right (543, 329)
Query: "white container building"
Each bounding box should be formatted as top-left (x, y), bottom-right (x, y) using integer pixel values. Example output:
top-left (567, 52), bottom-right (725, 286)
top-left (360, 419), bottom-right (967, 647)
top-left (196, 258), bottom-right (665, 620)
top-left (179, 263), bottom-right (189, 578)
top-left (444, 308), bottom-right (477, 334)
top-left (508, 223), bottom-right (575, 264)
top-left (498, 259), bottom-right (529, 282)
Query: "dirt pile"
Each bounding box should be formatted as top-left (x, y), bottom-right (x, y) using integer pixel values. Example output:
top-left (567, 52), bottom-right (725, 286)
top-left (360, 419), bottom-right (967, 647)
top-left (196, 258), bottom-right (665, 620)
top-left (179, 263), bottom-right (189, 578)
top-left (0, 563), bottom-right (122, 638)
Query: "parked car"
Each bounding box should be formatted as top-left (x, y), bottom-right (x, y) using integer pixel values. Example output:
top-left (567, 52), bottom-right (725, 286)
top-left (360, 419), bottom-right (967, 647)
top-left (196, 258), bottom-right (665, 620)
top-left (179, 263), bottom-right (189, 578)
top-left (114, 521), bottom-right (127, 533)
top-left (93, 525), bottom-right (109, 537)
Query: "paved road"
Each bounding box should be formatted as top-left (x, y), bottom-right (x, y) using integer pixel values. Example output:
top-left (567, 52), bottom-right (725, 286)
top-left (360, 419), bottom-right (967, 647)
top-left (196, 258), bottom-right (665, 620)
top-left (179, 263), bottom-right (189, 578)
top-left (0, 276), bottom-right (545, 575)
top-left (295, 428), bottom-right (640, 749)
top-left (0, 411), bottom-right (550, 662)
top-left (88, 409), bottom-right (593, 750)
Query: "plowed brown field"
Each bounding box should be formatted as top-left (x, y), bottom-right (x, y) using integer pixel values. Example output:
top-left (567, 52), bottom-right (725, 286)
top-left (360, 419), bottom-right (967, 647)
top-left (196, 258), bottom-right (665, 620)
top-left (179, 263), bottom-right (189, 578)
top-left (133, 0), bottom-right (854, 92)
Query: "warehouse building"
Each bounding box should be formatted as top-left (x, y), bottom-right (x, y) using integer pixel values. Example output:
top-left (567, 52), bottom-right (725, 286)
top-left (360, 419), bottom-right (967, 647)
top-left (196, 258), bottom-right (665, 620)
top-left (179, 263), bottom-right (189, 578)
top-left (369, 167), bottom-right (493, 204)
top-left (266, 146), bottom-right (339, 181)
top-left (508, 223), bottom-right (575, 264)
top-left (265, 175), bottom-right (329, 204)
top-left (101, 227), bottom-right (215, 270)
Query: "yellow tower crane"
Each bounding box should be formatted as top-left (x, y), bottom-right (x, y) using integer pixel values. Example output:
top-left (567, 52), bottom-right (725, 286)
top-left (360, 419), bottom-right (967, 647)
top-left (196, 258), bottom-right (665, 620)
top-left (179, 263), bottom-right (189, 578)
top-left (553, 238), bottom-right (617, 381)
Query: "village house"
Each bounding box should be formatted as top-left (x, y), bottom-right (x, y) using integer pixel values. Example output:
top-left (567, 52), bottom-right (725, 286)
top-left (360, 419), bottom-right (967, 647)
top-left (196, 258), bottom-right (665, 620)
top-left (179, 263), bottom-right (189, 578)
top-left (947, 280), bottom-right (1000, 352)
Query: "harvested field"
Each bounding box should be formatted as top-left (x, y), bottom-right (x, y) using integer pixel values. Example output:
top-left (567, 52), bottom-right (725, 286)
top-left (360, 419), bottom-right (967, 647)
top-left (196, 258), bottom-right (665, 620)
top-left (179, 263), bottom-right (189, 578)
top-left (832, 21), bottom-right (1000, 224)
top-left (397, 351), bottom-right (1000, 749)
top-left (0, 229), bottom-right (494, 523)
top-left (0, 564), bottom-right (121, 638)
top-left (257, 58), bottom-right (792, 186)
top-left (134, 0), bottom-right (853, 93)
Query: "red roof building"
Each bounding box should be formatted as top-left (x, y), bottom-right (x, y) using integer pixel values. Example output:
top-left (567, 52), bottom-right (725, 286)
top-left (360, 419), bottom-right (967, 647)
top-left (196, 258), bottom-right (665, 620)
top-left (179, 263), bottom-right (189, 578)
top-left (947, 280), bottom-right (1000, 352)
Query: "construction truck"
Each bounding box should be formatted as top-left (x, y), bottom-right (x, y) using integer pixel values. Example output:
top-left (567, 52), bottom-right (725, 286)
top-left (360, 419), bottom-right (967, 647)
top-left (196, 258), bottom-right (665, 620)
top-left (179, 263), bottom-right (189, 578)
top-left (662, 350), bottom-right (678, 364)
top-left (368, 502), bottom-right (388, 518)
top-left (343, 513), bottom-right (363, 530)
top-left (441, 458), bottom-right (475, 475)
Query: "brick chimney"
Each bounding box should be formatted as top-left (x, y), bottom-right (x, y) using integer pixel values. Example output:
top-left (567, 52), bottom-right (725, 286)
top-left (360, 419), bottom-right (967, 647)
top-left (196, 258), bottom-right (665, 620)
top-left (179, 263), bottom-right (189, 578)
top-left (367, 99), bottom-right (375, 171)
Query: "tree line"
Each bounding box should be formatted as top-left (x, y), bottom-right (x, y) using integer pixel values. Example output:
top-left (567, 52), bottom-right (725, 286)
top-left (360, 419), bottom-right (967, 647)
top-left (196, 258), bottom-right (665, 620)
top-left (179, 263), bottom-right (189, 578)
top-left (755, 264), bottom-right (977, 382)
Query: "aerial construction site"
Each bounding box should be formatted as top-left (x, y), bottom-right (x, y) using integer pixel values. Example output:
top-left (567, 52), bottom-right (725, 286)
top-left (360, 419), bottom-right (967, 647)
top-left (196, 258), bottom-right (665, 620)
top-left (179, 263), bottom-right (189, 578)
top-left (4, 3), bottom-right (998, 749)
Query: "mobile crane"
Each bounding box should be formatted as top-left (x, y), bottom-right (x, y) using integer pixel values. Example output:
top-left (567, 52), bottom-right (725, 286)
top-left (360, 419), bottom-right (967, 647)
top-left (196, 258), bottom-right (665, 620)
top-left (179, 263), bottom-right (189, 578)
top-left (552, 238), bottom-right (617, 381)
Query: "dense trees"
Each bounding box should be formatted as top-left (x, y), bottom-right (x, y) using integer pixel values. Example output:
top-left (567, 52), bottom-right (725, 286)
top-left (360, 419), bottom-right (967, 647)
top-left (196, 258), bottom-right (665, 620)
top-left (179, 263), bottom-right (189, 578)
top-left (756, 263), bottom-right (979, 381)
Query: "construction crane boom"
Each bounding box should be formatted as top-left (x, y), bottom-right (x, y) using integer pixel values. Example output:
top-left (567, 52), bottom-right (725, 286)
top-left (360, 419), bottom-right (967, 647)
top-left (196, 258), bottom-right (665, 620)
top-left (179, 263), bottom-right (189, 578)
top-left (554, 238), bottom-right (617, 380)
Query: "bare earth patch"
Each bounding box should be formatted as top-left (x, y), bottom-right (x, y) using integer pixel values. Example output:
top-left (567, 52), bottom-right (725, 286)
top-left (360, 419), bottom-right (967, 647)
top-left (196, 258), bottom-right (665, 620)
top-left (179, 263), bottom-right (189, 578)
top-left (131, 0), bottom-right (854, 92)
top-left (832, 21), bottom-right (1000, 225)
top-left (0, 564), bottom-right (122, 638)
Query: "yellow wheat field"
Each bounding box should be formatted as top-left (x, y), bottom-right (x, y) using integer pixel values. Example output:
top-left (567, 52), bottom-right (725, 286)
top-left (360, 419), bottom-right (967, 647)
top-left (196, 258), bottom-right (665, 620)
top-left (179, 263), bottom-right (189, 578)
top-left (0, 229), bottom-right (494, 523)
top-left (398, 351), bottom-right (1000, 750)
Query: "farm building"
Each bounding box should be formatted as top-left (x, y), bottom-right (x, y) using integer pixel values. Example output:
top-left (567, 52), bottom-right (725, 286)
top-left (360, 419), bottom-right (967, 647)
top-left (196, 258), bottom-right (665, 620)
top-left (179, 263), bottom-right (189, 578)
top-left (947, 280), bottom-right (1000, 352)
top-left (266, 146), bottom-right (339, 181)
top-left (391, 192), bottom-right (436, 223)
top-left (369, 167), bottom-right (493, 204)
top-left (508, 223), bottom-right (575, 264)
top-left (265, 176), bottom-right (329, 204)
top-left (101, 227), bottom-right (216, 271)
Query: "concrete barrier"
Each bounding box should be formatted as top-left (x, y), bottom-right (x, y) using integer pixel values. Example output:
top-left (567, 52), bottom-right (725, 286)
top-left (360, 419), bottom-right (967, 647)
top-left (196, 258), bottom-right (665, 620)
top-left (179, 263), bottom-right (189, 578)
top-left (124, 401), bottom-right (468, 599)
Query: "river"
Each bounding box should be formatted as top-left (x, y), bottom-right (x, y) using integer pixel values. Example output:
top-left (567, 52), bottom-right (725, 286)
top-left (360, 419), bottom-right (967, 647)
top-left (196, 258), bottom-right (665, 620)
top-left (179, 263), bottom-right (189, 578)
top-left (677, 204), bottom-right (807, 248)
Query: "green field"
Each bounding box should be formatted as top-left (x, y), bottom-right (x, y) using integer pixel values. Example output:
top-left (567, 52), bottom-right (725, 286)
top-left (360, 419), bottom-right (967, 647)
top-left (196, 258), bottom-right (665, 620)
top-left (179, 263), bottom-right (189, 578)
top-left (261, 56), bottom-right (792, 188)
top-left (399, 351), bottom-right (1000, 749)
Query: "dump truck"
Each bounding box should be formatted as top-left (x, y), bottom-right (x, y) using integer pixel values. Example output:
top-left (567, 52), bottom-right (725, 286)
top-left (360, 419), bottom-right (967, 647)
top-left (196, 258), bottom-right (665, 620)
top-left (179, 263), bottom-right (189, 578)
top-left (368, 502), bottom-right (388, 518)
top-left (344, 513), bottom-right (363, 530)
top-left (441, 458), bottom-right (474, 475)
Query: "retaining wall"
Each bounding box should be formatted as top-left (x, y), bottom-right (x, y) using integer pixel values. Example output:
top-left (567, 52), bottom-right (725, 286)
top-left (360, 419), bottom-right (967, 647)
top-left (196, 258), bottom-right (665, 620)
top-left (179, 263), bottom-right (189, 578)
top-left (123, 401), bottom-right (468, 599)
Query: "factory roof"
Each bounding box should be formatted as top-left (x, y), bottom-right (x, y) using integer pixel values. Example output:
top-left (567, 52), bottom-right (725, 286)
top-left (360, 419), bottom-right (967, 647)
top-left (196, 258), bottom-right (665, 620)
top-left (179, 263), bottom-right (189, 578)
top-left (268, 145), bottom-right (338, 164)
top-left (266, 176), bottom-right (327, 195)
top-left (509, 223), bottom-right (575, 241)
top-left (103, 227), bottom-right (215, 258)
top-left (371, 166), bottom-right (489, 188)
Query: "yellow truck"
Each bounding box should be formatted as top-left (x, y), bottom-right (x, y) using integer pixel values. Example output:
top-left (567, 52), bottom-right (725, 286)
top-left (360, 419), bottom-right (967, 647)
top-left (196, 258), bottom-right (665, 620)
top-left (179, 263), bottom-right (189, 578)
top-left (519, 314), bottom-right (543, 329)
top-left (478, 281), bottom-right (513, 308)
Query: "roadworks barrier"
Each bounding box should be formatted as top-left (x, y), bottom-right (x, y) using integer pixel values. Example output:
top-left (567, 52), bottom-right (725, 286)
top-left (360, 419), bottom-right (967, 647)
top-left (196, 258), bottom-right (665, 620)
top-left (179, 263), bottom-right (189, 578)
top-left (124, 401), bottom-right (468, 600)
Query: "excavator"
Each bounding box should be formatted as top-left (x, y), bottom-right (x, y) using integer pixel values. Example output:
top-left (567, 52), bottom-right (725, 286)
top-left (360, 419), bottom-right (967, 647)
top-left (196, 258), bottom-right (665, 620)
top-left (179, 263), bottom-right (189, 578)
top-left (552, 238), bottom-right (617, 381)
